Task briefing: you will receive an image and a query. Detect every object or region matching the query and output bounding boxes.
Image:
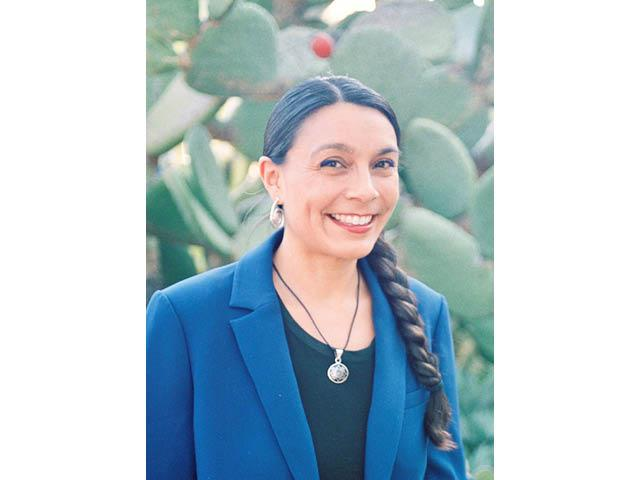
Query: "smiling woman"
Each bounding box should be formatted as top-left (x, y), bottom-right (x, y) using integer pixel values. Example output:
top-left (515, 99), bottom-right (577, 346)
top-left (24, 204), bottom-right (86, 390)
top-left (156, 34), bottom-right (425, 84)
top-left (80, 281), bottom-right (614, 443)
top-left (147, 75), bottom-right (467, 479)
top-left (261, 101), bottom-right (401, 262)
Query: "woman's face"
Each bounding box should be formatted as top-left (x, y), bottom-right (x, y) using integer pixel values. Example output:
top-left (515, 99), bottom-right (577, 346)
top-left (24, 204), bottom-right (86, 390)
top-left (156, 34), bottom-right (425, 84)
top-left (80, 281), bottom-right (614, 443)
top-left (261, 101), bottom-right (400, 260)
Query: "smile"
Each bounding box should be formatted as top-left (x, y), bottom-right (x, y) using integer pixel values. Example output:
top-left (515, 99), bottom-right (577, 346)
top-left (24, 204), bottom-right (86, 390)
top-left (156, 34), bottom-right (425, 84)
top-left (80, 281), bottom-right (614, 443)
top-left (326, 213), bottom-right (377, 234)
top-left (328, 213), bottom-right (374, 226)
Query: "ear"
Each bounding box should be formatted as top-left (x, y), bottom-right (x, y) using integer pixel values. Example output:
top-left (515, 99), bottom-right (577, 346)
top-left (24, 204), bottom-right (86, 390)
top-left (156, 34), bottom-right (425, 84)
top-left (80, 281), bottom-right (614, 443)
top-left (258, 156), bottom-right (283, 202)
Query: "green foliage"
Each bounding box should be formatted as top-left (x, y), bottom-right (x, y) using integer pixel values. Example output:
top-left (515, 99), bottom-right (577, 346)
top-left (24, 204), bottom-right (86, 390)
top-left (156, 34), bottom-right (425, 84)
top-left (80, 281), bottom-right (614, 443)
top-left (330, 26), bottom-right (430, 131)
top-left (163, 166), bottom-right (233, 257)
top-left (146, 0), bottom-right (494, 475)
top-left (231, 194), bottom-right (274, 258)
top-left (225, 98), bottom-right (277, 160)
top-left (474, 469), bottom-right (494, 480)
top-left (209, 0), bottom-right (236, 19)
top-left (186, 125), bottom-right (240, 235)
top-left (457, 365), bottom-right (493, 416)
top-left (457, 365), bottom-right (494, 474)
top-left (450, 1), bottom-right (484, 66)
top-left (147, 73), bottom-right (222, 156)
top-left (330, 27), bottom-right (476, 135)
top-left (402, 117), bottom-right (477, 218)
top-left (147, 171), bottom-right (197, 245)
top-left (246, 0), bottom-right (272, 11)
top-left (186, 2), bottom-right (279, 96)
top-left (147, 0), bottom-right (200, 41)
top-left (146, 70), bottom-right (177, 112)
top-left (230, 170), bottom-right (267, 207)
top-left (396, 206), bottom-right (493, 319)
top-left (470, 166), bottom-right (494, 259)
top-left (472, 0), bottom-right (494, 79)
top-left (348, 0), bottom-right (456, 64)
top-left (414, 66), bottom-right (475, 129)
top-left (385, 192), bottom-right (410, 232)
top-left (437, 0), bottom-right (473, 10)
top-left (146, 36), bottom-right (178, 75)
top-left (461, 314), bottom-right (493, 362)
top-left (454, 105), bottom-right (490, 150)
top-left (277, 26), bottom-right (331, 83)
top-left (159, 240), bottom-right (199, 285)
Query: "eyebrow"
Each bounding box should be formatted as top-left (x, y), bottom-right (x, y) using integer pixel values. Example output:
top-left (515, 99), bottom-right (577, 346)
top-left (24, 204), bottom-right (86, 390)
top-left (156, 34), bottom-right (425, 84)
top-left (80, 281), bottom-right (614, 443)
top-left (311, 142), bottom-right (401, 157)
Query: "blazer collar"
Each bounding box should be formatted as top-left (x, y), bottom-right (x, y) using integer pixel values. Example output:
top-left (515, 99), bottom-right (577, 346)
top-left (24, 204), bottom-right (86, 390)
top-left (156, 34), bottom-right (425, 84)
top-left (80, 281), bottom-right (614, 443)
top-left (229, 227), bottom-right (407, 480)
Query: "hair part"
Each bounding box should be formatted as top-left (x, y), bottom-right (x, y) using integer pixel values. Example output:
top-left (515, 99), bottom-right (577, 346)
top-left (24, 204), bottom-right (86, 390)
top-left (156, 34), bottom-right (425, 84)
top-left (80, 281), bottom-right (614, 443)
top-left (263, 74), bottom-right (456, 450)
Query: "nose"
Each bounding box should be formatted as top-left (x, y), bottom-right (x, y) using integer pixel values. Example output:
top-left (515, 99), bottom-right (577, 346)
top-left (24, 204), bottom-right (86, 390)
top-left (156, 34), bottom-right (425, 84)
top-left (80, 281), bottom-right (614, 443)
top-left (345, 168), bottom-right (380, 202)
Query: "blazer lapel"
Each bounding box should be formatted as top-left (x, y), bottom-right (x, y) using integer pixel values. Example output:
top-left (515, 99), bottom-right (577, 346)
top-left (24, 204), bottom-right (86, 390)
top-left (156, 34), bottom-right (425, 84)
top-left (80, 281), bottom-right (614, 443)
top-left (228, 227), bottom-right (407, 480)
top-left (229, 228), bottom-right (320, 480)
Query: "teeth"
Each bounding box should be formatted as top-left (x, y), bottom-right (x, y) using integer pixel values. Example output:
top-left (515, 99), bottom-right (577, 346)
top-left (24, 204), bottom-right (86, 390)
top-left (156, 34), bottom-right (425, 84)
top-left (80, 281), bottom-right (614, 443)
top-left (329, 214), bottom-right (373, 225)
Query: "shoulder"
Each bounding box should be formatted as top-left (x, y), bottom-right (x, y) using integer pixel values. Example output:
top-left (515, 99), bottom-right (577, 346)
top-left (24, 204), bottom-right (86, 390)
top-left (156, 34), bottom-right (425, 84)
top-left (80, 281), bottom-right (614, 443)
top-left (406, 275), bottom-right (446, 339)
top-left (163, 261), bottom-right (237, 296)
top-left (151, 261), bottom-right (239, 320)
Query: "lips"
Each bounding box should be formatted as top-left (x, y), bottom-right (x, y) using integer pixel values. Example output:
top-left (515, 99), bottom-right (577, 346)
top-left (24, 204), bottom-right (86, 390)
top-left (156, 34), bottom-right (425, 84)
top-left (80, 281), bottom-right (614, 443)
top-left (326, 213), bottom-right (377, 233)
top-left (327, 213), bottom-right (374, 226)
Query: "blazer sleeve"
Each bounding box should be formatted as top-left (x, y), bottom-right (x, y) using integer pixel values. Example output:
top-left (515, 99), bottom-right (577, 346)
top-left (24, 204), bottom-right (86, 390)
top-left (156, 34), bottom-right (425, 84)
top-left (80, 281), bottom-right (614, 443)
top-left (147, 290), bottom-right (196, 480)
top-left (425, 295), bottom-right (469, 480)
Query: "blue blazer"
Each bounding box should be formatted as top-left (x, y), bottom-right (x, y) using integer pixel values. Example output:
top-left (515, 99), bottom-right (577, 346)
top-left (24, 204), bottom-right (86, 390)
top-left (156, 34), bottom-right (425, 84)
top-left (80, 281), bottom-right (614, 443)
top-left (147, 227), bottom-right (467, 479)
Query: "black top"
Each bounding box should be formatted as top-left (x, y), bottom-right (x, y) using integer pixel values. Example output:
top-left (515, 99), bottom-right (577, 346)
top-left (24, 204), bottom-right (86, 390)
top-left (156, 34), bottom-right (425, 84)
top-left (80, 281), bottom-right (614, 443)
top-left (277, 294), bottom-right (376, 480)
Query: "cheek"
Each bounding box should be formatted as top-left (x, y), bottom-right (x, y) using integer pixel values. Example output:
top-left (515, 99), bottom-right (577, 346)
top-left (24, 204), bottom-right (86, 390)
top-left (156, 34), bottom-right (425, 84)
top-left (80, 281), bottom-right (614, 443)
top-left (377, 177), bottom-right (400, 206)
top-left (302, 184), bottom-right (339, 212)
top-left (289, 186), bottom-right (335, 223)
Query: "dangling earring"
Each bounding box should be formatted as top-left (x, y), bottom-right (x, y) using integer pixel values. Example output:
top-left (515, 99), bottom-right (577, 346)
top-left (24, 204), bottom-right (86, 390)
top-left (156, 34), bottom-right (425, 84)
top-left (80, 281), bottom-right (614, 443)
top-left (270, 198), bottom-right (285, 228)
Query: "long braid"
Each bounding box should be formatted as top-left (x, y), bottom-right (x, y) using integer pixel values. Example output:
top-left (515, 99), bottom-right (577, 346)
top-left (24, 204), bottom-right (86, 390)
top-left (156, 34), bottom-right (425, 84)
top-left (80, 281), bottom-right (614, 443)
top-left (366, 235), bottom-right (457, 451)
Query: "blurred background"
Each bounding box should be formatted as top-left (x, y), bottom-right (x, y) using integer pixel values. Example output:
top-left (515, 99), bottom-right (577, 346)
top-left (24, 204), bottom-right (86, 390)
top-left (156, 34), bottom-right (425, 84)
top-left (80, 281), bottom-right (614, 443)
top-left (146, 0), bottom-right (493, 477)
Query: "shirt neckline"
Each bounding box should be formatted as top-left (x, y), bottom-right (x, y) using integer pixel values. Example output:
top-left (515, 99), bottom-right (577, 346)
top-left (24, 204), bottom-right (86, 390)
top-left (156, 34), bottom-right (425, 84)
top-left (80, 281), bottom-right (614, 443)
top-left (276, 294), bottom-right (375, 361)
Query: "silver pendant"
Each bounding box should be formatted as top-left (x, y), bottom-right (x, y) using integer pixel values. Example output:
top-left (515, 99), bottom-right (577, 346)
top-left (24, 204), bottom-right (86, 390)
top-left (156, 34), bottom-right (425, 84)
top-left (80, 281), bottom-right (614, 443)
top-left (327, 348), bottom-right (349, 384)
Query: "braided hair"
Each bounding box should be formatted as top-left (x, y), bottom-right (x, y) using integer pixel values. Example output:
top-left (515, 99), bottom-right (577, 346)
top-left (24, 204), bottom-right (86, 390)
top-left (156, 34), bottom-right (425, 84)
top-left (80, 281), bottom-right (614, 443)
top-left (262, 75), bottom-right (456, 450)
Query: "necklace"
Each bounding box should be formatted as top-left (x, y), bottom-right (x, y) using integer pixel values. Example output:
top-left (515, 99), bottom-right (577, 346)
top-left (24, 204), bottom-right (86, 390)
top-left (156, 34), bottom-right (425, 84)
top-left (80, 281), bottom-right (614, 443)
top-left (272, 262), bottom-right (360, 384)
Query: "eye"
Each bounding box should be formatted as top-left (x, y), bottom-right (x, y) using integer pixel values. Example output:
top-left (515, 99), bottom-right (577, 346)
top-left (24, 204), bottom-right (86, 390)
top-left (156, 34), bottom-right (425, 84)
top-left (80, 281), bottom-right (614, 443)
top-left (320, 158), bottom-right (345, 168)
top-left (374, 159), bottom-right (396, 169)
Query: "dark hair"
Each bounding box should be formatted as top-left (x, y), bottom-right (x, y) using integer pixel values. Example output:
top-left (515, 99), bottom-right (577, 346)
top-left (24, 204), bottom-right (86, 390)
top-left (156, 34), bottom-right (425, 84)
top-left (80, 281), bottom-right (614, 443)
top-left (262, 74), bottom-right (456, 450)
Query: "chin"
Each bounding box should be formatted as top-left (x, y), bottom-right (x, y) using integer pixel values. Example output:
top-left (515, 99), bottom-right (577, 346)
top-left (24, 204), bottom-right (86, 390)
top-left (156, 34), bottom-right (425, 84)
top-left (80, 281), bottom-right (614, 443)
top-left (328, 239), bottom-right (379, 261)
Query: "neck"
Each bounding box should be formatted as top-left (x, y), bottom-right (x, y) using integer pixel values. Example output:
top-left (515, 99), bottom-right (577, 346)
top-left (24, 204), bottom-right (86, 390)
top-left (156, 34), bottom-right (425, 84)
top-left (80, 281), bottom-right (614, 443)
top-left (272, 228), bottom-right (359, 305)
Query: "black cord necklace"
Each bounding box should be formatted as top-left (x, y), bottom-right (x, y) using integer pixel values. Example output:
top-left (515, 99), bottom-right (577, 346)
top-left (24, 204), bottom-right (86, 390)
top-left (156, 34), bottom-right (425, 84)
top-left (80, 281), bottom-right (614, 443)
top-left (272, 262), bottom-right (361, 384)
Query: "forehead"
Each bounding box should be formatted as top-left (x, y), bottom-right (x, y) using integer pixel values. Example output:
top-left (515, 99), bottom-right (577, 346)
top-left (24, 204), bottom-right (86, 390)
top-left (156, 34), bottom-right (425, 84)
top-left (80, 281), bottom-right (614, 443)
top-left (290, 102), bottom-right (398, 155)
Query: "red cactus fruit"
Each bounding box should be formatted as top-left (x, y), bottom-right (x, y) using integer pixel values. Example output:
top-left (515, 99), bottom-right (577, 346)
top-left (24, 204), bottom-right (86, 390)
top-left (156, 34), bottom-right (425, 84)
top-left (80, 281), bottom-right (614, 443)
top-left (311, 32), bottom-right (334, 59)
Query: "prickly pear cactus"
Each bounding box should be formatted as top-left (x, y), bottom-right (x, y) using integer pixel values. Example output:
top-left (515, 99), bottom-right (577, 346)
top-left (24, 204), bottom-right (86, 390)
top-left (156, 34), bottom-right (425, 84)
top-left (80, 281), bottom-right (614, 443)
top-left (330, 25), bottom-right (430, 131)
top-left (277, 25), bottom-right (331, 83)
top-left (401, 117), bottom-right (477, 218)
top-left (147, 0), bottom-right (199, 41)
top-left (186, 125), bottom-right (240, 235)
top-left (396, 205), bottom-right (493, 319)
top-left (147, 73), bottom-right (221, 156)
top-left (348, 0), bottom-right (456, 64)
top-left (224, 98), bottom-right (278, 161)
top-left (147, 0), bottom-right (494, 475)
top-left (470, 166), bottom-right (494, 259)
top-left (186, 2), bottom-right (279, 96)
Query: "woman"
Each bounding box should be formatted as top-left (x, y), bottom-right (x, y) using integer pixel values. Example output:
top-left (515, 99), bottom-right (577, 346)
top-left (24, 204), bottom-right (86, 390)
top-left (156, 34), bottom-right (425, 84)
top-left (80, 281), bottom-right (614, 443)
top-left (147, 75), bottom-right (467, 479)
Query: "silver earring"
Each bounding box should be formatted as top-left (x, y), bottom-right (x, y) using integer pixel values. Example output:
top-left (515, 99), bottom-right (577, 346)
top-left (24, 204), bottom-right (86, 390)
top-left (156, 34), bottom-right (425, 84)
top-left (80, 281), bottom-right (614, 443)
top-left (269, 198), bottom-right (285, 228)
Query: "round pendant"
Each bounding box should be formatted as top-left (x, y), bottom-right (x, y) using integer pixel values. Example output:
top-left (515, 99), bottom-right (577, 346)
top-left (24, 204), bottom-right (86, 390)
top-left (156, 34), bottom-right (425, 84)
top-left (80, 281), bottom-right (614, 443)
top-left (327, 361), bottom-right (349, 384)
